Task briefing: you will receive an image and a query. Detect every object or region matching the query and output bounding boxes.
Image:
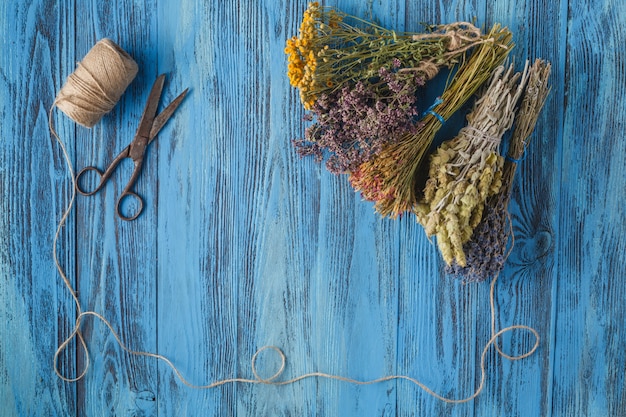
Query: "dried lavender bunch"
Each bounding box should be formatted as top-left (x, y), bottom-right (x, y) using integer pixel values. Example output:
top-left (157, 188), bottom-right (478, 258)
top-left (285, 2), bottom-right (484, 108)
top-left (447, 59), bottom-right (552, 282)
top-left (293, 62), bottom-right (425, 174)
top-left (446, 195), bottom-right (510, 282)
top-left (415, 63), bottom-right (530, 267)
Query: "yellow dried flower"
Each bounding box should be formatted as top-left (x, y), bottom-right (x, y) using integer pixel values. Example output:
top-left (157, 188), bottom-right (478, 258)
top-left (285, 4), bottom-right (486, 109)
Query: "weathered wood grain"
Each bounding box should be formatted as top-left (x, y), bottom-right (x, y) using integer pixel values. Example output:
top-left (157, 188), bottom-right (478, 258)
top-left (2, 0), bottom-right (626, 416)
top-left (553, 0), bottom-right (626, 415)
top-left (231, 1), bottom-right (331, 415)
top-left (395, 2), bottom-right (491, 416)
top-left (72, 2), bottom-right (159, 416)
top-left (301, 1), bottom-right (402, 415)
top-left (156, 0), bottom-right (239, 415)
top-left (474, 1), bottom-right (567, 416)
top-left (0, 1), bottom-right (78, 416)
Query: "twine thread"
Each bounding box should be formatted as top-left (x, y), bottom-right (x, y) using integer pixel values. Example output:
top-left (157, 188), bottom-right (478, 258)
top-left (49, 40), bottom-right (539, 404)
top-left (505, 154), bottom-right (525, 164)
top-left (462, 125), bottom-right (502, 145)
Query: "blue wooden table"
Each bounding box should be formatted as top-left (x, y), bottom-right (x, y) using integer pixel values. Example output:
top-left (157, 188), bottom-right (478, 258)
top-left (1, 0), bottom-right (625, 416)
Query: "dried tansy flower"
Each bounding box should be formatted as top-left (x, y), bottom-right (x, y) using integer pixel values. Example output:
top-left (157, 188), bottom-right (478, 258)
top-left (448, 59), bottom-right (551, 281)
top-left (416, 63), bottom-right (531, 266)
top-left (285, 2), bottom-right (485, 109)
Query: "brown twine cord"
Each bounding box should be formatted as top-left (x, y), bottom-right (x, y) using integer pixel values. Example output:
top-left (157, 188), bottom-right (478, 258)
top-left (48, 38), bottom-right (136, 380)
top-left (48, 39), bottom-right (539, 403)
top-left (49, 127), bottom-right (539, 400)
top-left (411, 22), bottom-right (481, 47)
top-left (54, 38), bottom-right (138, 128)
top-left (407, 22), bottom-right (487, 81)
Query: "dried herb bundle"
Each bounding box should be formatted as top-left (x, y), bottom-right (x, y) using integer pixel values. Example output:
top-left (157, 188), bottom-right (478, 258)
top-left (349, 25), bottom-right (514, 218)
top-left (415, 63), bottom-right (530, 266)
top-left (285, 2), bottom-right (484, 109)
top-left (293, 62), bottom-right (425, 174)
top-left (447, 59), bottom-right (552, 281)
top-left (285, 6), bottom-right (552, 275)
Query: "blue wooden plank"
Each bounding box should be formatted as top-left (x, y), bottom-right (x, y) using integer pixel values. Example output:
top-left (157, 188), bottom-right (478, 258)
top-left (476, 1), bottom-right (567, 416)
top-left (156, 0), bottom-right (239, 415)
top-left (0, 1), bottom-right (78, 416)
top-left (396, 1), bottom-right (488, 416)
top-left (231, 1), bottom-right (331, 414)
top-left (296, 1), bottom-right (402, 415)
top-left (553, 0), bottom-right (626, 415)
top-left (72, 2), bottom-right (159, 416)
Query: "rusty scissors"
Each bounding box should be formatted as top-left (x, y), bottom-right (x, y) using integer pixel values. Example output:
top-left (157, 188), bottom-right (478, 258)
top-left (76, 74), bottom-right (188, 221)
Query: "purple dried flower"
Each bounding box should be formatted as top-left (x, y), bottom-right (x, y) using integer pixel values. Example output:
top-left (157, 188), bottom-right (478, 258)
top-left (293, 67), bottom-right (425, 174)
top-left (446, 195), bottom-right (510, 283)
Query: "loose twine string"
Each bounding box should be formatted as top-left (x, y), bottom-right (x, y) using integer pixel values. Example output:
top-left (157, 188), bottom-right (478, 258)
top-left (49, 39), bottom-right (539, 404)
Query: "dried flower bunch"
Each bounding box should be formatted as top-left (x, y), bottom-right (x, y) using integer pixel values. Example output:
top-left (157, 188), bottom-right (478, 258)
top-left (415, 63), bottom-right (530, 266)
top-left (286, 2), bottom-right (497, 178)
top-left (293, 62), bottom-right (425, 174)
top-left (285, 2), bottom-right (484, 109)
top-left (285, 4), bottom-right (551, 277)
top-left (447, 59), bottom-right (552, 281)
top-left (349, 25), bottom-right (513, 217)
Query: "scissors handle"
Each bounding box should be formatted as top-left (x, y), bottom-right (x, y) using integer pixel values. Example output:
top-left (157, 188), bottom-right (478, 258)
top-left (76, 144), bottom-right (146, 221)
top-left (76, 165), bottom-right (108, 196)
top-left (76, 147), bottom-right (130, 196)
top-left (116, 190), bottom-right (144, 221)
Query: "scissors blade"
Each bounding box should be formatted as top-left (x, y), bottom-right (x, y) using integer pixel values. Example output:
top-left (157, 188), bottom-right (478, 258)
top-left (149, 88), bottom-right (189, 140)
top-left (135, 74), bottom-right (166, 139)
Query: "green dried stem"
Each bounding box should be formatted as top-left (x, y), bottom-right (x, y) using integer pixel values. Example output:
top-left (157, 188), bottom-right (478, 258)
top-left (499, 58), bottom-right (552, 205)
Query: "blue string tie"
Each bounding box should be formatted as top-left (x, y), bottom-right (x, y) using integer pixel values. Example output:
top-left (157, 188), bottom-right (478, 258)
top-left (505, 154), bottom-right (525, 164)
top-left (422, 97), bottom-right (445, 124)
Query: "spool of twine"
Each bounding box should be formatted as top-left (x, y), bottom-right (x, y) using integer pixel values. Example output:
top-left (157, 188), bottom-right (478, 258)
top-left (54, 38), bottom-right (138, 128)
